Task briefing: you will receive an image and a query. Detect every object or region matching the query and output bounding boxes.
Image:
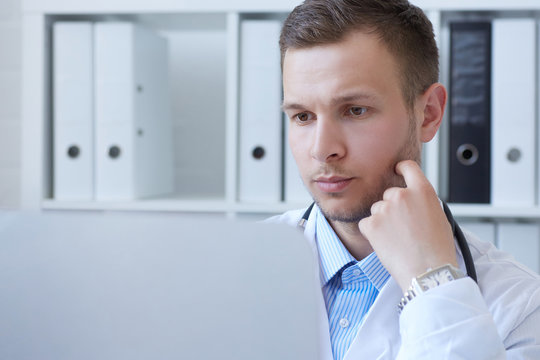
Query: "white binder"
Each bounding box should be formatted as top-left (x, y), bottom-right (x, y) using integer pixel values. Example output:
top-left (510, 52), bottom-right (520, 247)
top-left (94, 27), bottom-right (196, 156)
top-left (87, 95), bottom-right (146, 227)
top-left (497, 223), bottom-right (540, 274)
top-left (491, 19), bottom-right (536, 207)
top-left (94, 22), bottom-right (174, 201)
top-left (53, 22), bottom-right (94, 200)
top-left (238, 20), bottom-right (282, 203)
top-left (284, 114), bottom-right (312, 205)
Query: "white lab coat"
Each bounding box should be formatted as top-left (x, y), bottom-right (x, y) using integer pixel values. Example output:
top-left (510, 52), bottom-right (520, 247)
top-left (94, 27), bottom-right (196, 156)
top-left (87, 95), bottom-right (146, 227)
top-left (268, 207), bottom-right (540, 360)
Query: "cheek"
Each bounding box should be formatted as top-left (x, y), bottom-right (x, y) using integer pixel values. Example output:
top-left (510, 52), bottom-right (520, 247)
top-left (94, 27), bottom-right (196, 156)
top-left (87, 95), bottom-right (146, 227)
top-left (347, 121), bottom-right (408, 166)
top-left (288, 128), bottom-right (309, 166)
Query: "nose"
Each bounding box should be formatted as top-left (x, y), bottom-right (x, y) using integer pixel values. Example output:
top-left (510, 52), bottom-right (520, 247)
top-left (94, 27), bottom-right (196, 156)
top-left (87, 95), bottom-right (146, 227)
top-left (310, 117), bottom-right (346, 163)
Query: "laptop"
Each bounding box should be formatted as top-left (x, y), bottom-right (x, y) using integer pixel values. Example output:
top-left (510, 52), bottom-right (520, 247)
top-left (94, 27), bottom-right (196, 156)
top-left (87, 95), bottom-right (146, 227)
top-left (0, 211), bottom-right (320, 360)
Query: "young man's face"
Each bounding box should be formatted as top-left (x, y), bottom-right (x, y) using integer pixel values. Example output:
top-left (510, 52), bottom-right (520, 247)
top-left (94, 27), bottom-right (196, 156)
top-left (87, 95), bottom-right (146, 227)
top-left (282, 30), bottom-right (422, 223)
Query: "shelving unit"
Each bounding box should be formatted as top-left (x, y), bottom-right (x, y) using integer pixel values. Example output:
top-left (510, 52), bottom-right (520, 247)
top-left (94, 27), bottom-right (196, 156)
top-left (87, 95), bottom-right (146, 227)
top-left (20, 0), bottom-right (540, 220)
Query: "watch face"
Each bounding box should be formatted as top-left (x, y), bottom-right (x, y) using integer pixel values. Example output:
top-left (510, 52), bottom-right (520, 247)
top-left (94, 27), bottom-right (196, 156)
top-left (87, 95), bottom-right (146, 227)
top-left (419, 268), bottom-right (454, 290)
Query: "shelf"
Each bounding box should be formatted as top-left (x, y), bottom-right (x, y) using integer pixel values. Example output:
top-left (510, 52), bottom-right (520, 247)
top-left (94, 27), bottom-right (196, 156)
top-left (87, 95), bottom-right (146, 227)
top-left (41, 198), bottom-right (309, 215)
top-left (42, 198), bottom-right (229, 213)
top-left (21, 1), bottom-right (540, 220)
top-left (449, 204), bottom-right (540, 220)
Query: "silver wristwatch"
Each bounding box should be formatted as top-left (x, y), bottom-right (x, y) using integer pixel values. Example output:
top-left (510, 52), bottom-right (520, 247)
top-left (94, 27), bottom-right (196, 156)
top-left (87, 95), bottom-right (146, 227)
top-left (398, 264), bottom-right (465, 313)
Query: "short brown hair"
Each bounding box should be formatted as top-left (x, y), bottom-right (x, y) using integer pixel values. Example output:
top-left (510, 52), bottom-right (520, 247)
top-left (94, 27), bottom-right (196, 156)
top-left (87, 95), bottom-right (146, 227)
top-left (279, 0), bottom-right (439, 110)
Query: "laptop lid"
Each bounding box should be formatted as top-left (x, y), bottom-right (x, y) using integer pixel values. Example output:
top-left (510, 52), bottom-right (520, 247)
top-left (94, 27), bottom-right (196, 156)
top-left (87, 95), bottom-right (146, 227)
top-left (0, 211), bottom-right (320, 360)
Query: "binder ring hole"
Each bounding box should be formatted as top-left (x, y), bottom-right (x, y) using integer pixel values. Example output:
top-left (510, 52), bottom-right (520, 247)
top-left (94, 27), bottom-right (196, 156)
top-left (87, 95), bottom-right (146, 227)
top-left (67, 145), bottom-right (80, 159)
top-left (108, 145), bottom-right (121, 159)
top-left (507, 148), bottom-right (521, 163)
top-left (252, 146), bottom-right (265, 160)
top-left (456, 144), bottom-right (478, 166)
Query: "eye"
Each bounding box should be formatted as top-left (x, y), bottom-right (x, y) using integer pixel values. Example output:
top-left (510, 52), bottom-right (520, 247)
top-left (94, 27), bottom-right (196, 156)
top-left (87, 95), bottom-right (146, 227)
top-left (348, 106), bottom-right (367, 116)
top-left (294, 112), bottom-right (314, 123)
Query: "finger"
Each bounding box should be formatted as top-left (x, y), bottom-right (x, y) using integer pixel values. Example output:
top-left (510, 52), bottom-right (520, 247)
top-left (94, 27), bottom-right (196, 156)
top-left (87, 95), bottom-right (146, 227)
top-left (395, 160), bottom-right (427, 189)
top-left (358, 217), bottom-right (368, 237)
top-left (370, 200), bottom-right (384, 215)
top-left (358, 215), bottom-right (374, 237)
top-left (382, 186), bottom-right (403, 201)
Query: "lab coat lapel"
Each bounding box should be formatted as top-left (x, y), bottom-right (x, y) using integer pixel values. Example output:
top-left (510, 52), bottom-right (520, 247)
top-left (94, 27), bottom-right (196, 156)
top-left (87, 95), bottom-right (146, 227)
top-left (303, 209), bottom-right (334, 360)
top-left (343, 278), bottom-right (402, 360)
top-left (316, 284), bottom-right (334, 360)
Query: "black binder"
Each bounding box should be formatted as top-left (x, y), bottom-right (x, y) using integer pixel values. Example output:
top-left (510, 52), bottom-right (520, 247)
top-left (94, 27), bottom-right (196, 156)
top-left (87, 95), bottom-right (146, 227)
top-left (448, 22), bottom-right (491, 204)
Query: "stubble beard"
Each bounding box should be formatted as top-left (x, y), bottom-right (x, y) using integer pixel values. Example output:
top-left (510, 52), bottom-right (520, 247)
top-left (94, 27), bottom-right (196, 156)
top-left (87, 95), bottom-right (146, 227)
top-left (311, 119), bottom-right (421, 224)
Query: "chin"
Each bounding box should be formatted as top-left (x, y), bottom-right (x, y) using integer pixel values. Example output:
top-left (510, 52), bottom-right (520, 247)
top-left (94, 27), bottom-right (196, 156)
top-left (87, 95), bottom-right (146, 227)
top-left (314, 197), bottom-right (373, 223)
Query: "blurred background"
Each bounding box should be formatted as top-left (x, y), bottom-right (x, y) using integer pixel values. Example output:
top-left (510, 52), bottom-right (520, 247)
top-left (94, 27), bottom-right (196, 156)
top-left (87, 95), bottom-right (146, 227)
top-left (0, 0), bottom-right (21, 209)
top-left (2, 0), bottom-right (540, 271)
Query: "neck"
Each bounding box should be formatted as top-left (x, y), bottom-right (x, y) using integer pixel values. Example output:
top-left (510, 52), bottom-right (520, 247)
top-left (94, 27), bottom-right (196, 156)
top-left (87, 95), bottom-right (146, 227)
top-left (328, 219), bottom-right (374, 261)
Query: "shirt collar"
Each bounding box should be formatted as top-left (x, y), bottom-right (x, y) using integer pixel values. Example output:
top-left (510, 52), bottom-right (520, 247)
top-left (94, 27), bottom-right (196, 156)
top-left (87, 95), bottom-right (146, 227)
top-left (356, 252), bottom-right (390, 292)
top-left (314, 205), bottom-right (390, 290)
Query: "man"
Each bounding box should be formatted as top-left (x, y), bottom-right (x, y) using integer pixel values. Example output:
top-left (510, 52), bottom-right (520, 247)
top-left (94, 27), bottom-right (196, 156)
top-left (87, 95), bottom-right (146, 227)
top-left (270, 0), bottom-right (540, 358)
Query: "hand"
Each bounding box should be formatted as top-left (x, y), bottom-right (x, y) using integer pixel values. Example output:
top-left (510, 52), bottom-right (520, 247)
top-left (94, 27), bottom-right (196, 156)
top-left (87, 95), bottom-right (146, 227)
top-left (358, 160), bottom-right (458, 292)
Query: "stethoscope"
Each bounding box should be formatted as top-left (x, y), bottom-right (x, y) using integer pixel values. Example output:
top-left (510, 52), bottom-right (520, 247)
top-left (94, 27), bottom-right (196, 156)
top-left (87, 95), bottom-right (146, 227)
top-left (298, 201), bottom-right (478, 282)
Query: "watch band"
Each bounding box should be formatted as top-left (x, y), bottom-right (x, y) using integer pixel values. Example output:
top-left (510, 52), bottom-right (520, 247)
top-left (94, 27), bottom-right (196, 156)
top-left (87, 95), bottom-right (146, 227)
top-left (398, 264), bottom-right (465, 313)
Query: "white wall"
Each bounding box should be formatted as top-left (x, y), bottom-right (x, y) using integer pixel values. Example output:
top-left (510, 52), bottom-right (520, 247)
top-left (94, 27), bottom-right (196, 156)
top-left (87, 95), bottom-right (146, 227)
top-left (0, 0), bottom-right (21, 209)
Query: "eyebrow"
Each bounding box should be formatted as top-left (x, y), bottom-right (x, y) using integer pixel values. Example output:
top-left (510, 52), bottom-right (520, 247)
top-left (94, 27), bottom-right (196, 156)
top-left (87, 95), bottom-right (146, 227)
top-left (282, 92), bottom-right (377, 112)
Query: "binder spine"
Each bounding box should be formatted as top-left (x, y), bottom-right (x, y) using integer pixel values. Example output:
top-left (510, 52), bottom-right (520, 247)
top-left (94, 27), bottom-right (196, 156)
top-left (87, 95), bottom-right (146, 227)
top-left (94, 22), bottom-right (173, 201)
top-left (53, 22), bottom-right (94, 201)
top-left (94, 23), bottom-right (135, 200)
top-left (447, 22), bottom-right (492, 204)
top-left (238, 20), bottom-right (283, 203)
top-left (491, 19), bottom-right (536, 207)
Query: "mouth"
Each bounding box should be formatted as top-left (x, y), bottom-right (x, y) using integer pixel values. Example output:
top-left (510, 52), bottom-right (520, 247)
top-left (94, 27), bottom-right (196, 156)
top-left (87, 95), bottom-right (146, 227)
top-left (313, 176), bottom-right (354, 193)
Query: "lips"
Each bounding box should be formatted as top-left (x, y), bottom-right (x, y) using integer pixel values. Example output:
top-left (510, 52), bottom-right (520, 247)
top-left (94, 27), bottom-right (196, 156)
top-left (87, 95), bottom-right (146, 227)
top-left (314, 176), bottom-right (354, 193)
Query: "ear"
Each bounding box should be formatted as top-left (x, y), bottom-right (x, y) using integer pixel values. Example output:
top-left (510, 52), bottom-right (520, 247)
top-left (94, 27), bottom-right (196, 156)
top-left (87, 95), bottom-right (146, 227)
top-left (417, 83), bottom-right (447, 143)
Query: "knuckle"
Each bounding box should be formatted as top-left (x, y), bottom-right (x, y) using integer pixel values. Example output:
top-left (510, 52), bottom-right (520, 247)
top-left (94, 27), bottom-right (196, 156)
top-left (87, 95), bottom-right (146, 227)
top-left (367, 215), bottom-right (383, 231)
top-left (370, 200), bottom-right (385, 214)
top-left (393, 188), bottom-right (407, 202)
top-left (360, 215), bottom-right (377, 228)
top-left (358, 218), bottom-right (370, 233)
top-left (383, 187), bottom-right (396, 199)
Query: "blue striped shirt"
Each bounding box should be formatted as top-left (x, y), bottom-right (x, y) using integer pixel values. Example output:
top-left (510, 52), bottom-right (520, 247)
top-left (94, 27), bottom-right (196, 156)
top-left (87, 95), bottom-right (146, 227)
top-left (314, 206), bottom-right (390, 360)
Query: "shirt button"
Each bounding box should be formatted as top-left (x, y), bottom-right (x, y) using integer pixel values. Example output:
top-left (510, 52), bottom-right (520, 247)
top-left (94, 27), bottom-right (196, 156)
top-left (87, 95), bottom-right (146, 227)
top-left (339, 318), bottom-right (350, 328)
top-left (352, 269), bottom-right (361, 277)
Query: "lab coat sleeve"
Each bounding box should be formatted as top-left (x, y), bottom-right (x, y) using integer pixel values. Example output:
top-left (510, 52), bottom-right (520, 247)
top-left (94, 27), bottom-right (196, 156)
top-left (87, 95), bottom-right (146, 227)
top-left (396, 277), bottom-right (506, 360)
top-left (503, 285), bottom-right (540, 359)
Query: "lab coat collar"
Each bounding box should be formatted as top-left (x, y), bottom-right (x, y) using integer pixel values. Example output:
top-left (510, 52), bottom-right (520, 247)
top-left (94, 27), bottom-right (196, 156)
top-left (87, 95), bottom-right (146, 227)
top-left (302, 204), bottom-right (335, 360)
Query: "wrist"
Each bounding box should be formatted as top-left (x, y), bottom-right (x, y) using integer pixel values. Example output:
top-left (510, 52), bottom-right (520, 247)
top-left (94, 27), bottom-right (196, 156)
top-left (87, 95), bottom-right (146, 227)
top-left (398, 264), bottom-right (465, 313)
top-left (396, 258), bottom-right (460, 292)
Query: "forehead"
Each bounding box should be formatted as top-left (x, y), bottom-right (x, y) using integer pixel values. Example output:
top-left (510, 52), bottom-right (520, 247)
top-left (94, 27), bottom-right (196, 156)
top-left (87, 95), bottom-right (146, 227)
top-left (282, 30), bottom-right (403, 108)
